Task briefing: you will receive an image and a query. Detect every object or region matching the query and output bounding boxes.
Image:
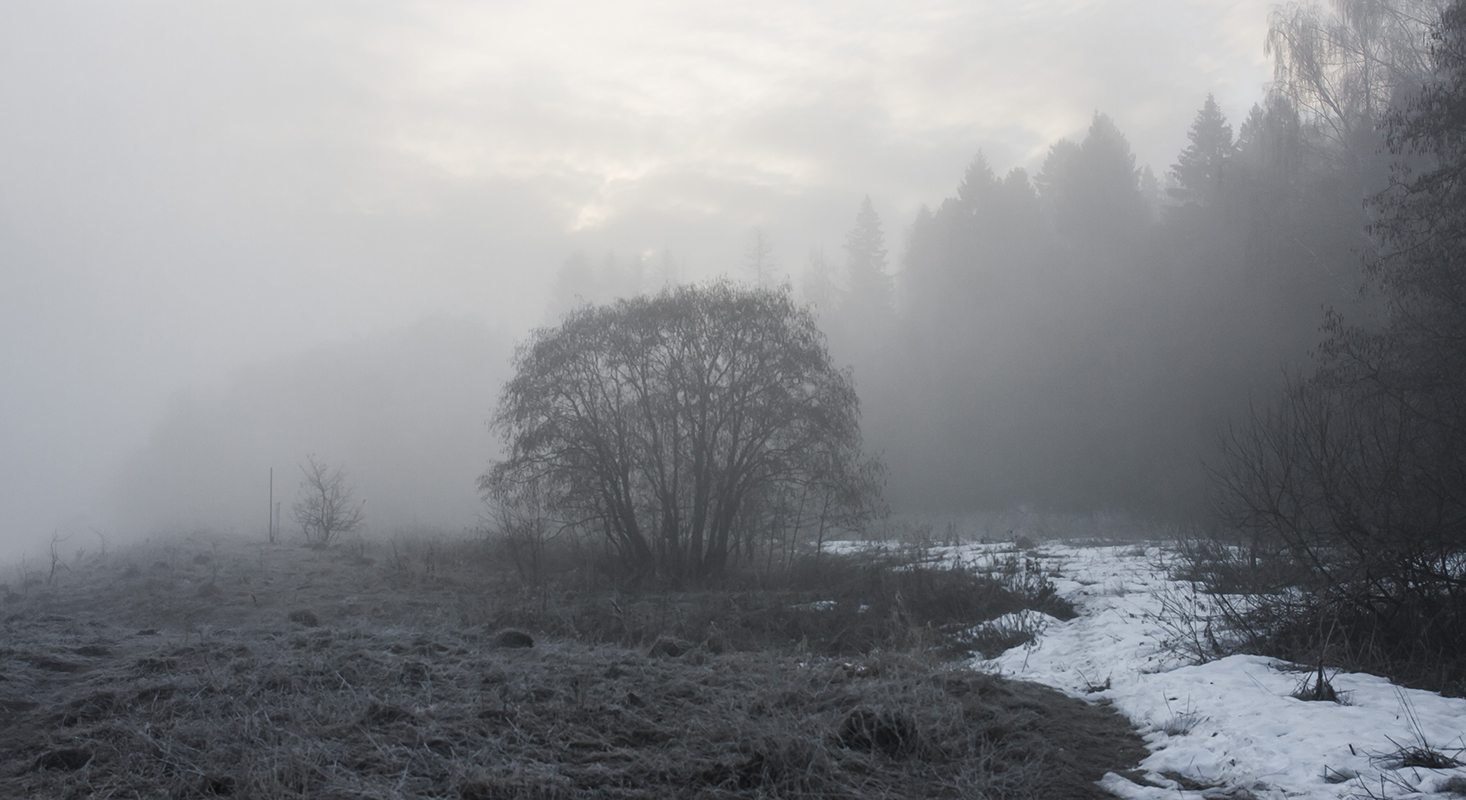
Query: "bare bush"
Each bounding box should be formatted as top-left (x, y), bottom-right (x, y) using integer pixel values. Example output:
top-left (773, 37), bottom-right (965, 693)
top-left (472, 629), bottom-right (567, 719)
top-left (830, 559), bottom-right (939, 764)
top-left (292, 455), bottom-right (364, 546)
top-left (1201, 377), bottom-right (1466, 690)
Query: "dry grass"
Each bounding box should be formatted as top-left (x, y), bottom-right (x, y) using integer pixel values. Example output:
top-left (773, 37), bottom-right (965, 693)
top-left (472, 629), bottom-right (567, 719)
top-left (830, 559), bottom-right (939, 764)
top-left (463, 545), bottom-right (1075, 661)
top-left (1169, 534), bottom-right (1466, 697)
top-left (0, 535), bottom-right (1144, 799)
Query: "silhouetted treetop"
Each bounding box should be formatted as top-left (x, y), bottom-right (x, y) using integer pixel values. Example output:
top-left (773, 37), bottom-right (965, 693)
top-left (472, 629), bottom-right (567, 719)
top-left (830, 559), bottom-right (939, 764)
top-left (1036, 113), bottom-right (1147, 244)
top-left (956, 153), bottom-right (1000, 208)
top-left (1171, 94), bottom-right (1237, 206)
top-left (843, 195), bottom-right (892, 320)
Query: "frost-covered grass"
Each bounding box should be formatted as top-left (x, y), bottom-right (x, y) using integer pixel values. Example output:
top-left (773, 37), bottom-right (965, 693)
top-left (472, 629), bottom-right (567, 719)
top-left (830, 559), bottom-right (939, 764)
top-left (0, 534), bottom-right (1144, 799)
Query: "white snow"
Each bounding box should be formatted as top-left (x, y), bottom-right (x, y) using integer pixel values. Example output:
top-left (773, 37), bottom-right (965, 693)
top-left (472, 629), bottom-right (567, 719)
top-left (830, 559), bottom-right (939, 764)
top-left (946, 542), bottom-right (1466, 800)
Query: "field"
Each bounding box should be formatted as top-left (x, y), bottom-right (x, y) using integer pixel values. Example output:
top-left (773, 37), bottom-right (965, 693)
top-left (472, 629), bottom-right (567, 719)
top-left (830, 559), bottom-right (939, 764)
top-left (0, 535), bottom-right (1146, 799)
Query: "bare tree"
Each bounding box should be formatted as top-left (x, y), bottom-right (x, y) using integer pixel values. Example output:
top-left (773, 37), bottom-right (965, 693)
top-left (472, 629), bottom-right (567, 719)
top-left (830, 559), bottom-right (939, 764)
top-left (293, 455), bottom-right (365, 546)
top-left (1266, 0), bottom-right (1442, 150)
top-left (483, 282), bottom-right (882, 584)
top-left (47, 531), bottom-right (70, 585)
top-left (485, 480), bottom-right (560, 586)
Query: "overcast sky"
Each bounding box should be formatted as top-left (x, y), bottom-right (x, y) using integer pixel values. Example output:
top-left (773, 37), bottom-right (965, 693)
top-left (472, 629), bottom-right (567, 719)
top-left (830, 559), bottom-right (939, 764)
top-left (0, 0), bottom-right (1275, 563)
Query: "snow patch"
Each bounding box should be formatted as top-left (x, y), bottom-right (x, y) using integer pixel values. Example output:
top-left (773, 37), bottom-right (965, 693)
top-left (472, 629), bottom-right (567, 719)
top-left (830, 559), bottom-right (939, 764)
top-left (960, 543), bottom-right (1466, 800)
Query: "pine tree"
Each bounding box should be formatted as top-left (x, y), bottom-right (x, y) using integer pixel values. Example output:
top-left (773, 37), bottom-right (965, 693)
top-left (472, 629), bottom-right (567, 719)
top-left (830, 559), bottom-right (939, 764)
top-left (843, 196), bottom-right (893, 319)
top-left (1232, 96), bottom-right (1306, 220)
top-left (956, 153), bottom-right (999, 208)
top-left (1170, 94), bottom-right (1237, 206)
top-left (1036, 112), bottom-right (1146, 244)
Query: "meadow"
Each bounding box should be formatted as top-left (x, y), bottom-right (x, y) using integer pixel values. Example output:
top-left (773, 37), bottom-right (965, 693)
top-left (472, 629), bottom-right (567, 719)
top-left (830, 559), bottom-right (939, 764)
top-left (0, 533), bottom-right (1144, 799)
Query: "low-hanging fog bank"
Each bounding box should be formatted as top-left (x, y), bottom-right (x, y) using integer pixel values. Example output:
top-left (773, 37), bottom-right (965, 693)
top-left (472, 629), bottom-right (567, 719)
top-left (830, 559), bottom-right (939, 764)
top-left (107, 318), bottom-right (511, 543)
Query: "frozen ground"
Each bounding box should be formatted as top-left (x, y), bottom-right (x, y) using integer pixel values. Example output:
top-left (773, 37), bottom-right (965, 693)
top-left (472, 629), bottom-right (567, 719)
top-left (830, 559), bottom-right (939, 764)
top-left (954, 542), bottom-right (1466, 800)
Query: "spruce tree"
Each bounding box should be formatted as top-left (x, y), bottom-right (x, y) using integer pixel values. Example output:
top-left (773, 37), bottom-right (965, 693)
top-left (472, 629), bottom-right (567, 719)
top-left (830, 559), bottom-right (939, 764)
top-left (1036, 113), bottom-right (1146, 244)
top-left (843, 196), bottom-right (892, 319)
top-left (1170, 94), bottom-right (1236, 206)
top-left (956, 153), bottom-right (999, 207)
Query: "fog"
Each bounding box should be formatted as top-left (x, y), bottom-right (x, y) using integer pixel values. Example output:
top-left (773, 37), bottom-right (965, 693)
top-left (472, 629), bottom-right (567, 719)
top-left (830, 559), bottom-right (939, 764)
top-left (108, 318), bottom-right (510, 539)
top-left (3, 0), bottom-right (1291, 563)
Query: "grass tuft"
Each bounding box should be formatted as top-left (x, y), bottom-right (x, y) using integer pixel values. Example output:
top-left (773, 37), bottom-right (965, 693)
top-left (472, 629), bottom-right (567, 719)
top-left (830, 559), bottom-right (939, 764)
top-left (1291, 668), bottom-right (1341, 703)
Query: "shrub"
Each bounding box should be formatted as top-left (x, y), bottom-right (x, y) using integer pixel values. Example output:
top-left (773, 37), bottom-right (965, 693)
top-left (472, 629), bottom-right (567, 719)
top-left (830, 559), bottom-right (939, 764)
top-left (467, 547), bottom-right (1073, 659)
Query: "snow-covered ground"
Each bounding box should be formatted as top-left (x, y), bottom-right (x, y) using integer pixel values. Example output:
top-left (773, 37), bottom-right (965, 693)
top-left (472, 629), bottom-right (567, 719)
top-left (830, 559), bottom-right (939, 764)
top-left (945, 542), bottom-right (1466, 800)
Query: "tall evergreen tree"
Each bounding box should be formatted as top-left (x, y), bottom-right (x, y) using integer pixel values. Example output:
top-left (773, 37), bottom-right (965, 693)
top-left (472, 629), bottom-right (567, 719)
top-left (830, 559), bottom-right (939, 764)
top-left (956, 152), bottom-right (999, 208)
top-left (1170, 94), bottom-right (1237, 206)
top-left (1036, 113), bottom-right (1147, 245)
top-left (1235, 97), bottom-right (1303, 182)
top-left (843, 195), bottom-right (893, 319)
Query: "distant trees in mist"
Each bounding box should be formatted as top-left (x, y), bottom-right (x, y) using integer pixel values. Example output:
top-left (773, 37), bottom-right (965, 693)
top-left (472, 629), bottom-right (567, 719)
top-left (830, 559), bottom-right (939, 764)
top-left (535, 0), bottom-right (1452, 523)
top-left (547, 250), bottom-right (685, 321)
top-left (110, 319), bottom-right (509, 537)
top-left (1169, 95), bottom-right (1235, 207)
top-left (786, 196), bottom-right (899, 366)
top-left (836, 0), bottom-right (1450, 518)
top-left (743, 226), bottom-right (778, 288)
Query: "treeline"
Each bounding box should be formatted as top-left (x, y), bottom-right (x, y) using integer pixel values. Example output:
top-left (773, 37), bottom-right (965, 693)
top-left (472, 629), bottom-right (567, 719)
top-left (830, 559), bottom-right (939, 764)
top-left (816, 0), bottom-right (1446, 519)
top-left (547, 94), bottom-right (1373, 518)
top-left (862, 98), bottom-right (1370, 518)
